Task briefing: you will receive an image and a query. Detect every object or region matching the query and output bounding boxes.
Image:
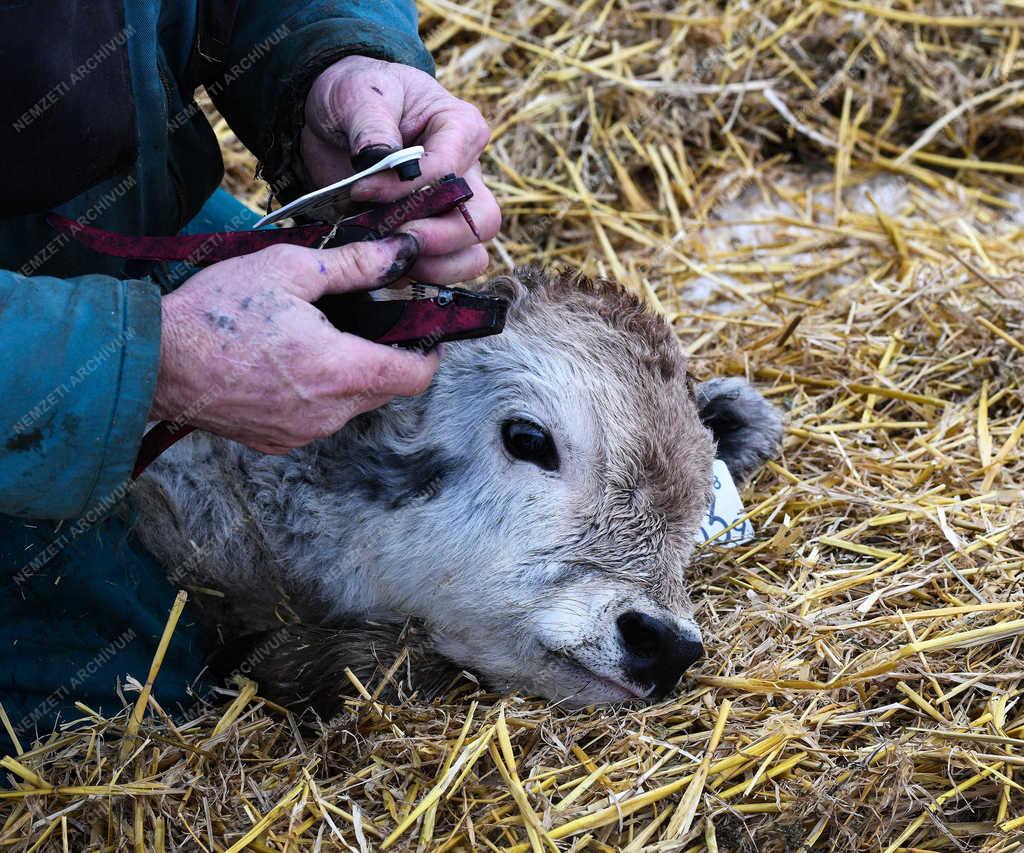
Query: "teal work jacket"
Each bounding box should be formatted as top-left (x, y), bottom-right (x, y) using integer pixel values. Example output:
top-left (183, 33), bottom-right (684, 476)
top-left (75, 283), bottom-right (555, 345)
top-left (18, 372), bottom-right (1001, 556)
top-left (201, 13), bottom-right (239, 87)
top-left (0, 0), bottom-right (433, 519)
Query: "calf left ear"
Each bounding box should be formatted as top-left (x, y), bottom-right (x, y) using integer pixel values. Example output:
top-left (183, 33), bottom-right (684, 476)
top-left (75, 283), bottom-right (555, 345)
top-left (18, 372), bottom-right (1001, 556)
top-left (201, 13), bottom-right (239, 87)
top-left (696, 378), bottom-right (783, 484)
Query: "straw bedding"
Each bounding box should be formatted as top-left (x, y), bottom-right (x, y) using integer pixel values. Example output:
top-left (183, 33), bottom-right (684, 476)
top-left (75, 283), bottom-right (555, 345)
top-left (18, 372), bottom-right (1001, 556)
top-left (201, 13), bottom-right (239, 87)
top-left (3, 2), bottom-right (1023, 850)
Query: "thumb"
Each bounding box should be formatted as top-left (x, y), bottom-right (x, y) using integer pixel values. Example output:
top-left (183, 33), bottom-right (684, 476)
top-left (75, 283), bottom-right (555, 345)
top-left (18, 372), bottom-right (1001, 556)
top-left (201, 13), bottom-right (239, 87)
top-left (271, 234), bottom-right (419, 303)
top-left (308, 67), bottom-right (404, 164)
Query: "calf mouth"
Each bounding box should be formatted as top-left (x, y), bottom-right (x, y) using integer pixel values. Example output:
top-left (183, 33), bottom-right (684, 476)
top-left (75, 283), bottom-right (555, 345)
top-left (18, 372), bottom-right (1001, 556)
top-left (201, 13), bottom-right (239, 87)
top-left (544, 647), bottom-right (651, 702)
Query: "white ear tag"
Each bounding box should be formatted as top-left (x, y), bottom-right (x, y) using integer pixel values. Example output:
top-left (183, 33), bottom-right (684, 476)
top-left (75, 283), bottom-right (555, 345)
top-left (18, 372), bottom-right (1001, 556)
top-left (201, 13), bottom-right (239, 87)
top-left (695, 459), bottom-right (754, 546)
top-left (254, 145), bottom-right (426, 228)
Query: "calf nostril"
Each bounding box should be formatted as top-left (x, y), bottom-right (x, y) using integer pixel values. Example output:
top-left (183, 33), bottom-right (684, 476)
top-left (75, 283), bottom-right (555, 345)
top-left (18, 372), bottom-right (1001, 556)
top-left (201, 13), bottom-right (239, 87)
top-left (616, 611), bottom-right (663, 661)
top-left (677, 637), bottom-right (704, 672)
top-left (617, 611), bottom-right (704, 697)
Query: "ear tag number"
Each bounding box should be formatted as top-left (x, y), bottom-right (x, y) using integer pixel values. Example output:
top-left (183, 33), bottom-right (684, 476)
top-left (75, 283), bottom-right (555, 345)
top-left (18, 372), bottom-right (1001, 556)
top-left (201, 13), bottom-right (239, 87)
top-left (695, 459), bottom-right (754, 546)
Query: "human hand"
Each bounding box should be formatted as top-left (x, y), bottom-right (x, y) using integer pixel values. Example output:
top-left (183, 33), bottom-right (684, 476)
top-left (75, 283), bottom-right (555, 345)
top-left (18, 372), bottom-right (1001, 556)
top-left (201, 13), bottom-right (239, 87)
top-left (301, 55), bottom-right (500, 284)
top-left (151, 236), bottom-right (439, 454)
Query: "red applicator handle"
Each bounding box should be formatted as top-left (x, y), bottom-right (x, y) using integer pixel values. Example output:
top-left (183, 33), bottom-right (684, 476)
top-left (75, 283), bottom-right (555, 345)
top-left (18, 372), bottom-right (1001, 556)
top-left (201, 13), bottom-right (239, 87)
top-left (46, 177), bottom-right (474, 266)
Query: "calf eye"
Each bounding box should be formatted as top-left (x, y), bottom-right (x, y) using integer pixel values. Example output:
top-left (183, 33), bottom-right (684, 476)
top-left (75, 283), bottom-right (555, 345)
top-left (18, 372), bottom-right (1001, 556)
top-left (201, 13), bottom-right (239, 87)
top-left (501, 420), bottom-right (559, 471)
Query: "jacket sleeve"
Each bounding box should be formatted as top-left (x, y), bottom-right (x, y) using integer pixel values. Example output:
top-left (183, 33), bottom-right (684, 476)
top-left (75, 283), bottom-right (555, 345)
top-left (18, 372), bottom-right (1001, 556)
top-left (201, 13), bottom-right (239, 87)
top-left (0, 272), bottom-right (161, 519)
top-left (208, 0), bottom-right (434, 203)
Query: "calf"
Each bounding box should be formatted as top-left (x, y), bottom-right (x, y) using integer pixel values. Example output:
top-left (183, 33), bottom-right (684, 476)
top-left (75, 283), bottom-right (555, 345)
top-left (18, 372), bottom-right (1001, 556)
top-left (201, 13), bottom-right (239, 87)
top-left (130, 267), bottom-right (782, 709)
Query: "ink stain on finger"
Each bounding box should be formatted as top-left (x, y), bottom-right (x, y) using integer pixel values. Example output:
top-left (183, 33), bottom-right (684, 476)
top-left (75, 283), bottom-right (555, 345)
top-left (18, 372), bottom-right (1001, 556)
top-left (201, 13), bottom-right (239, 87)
top-left (371, 86), bottom-right (383, 96)
top-left (378, 233), bottom-right (420, 285)
top-left (319, 261), bottom-right (327, 274)
top-left (352, 143), bottom-right (395, 171)
top-left (240, 296), bottom-right (252, 309)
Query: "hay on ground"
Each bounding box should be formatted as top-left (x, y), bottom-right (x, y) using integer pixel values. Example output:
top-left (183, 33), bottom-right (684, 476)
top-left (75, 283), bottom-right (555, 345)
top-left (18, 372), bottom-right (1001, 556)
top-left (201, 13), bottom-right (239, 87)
top-left (3, 1), bottom-right (1023, 850)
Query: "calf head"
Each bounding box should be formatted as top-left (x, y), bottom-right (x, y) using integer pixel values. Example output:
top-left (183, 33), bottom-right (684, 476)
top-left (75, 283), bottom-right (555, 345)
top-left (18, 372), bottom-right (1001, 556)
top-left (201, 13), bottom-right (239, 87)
top-left (304, 267), bottom-right (782, 705)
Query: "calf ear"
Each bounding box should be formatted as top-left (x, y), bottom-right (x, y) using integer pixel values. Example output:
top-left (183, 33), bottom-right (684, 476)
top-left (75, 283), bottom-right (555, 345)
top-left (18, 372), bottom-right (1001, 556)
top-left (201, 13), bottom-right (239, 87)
top-left (697, 378), bottom-right (783, 484)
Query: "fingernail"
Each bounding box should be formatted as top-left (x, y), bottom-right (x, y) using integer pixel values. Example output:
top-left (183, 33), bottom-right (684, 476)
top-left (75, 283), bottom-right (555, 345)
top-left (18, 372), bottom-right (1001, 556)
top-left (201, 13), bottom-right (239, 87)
top-left (380, 233), bottom-right (419, 283)
top-left (352, 143), bottom-right (396, 172)
top-left (432, 342), bottom-right (446, 359)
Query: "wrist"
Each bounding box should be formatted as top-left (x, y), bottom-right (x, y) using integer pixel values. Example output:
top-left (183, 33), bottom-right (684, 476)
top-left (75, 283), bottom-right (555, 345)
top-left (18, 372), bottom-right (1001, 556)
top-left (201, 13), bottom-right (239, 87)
top-left (150, 292), bottom-right (191, 422)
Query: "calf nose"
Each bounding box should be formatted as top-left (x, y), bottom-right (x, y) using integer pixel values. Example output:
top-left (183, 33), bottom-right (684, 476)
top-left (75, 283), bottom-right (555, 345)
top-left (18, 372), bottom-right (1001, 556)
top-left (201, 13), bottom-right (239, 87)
top-left (616, 611), bottom-right (704, 699)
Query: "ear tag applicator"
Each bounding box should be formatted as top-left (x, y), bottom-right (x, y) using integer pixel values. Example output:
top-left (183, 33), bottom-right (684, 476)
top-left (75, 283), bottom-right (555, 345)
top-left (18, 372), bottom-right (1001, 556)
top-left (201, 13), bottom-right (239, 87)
top-left (47, 146), bottom-right (507, 480)
top-left (694, 459), bottom-right (755, 546)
